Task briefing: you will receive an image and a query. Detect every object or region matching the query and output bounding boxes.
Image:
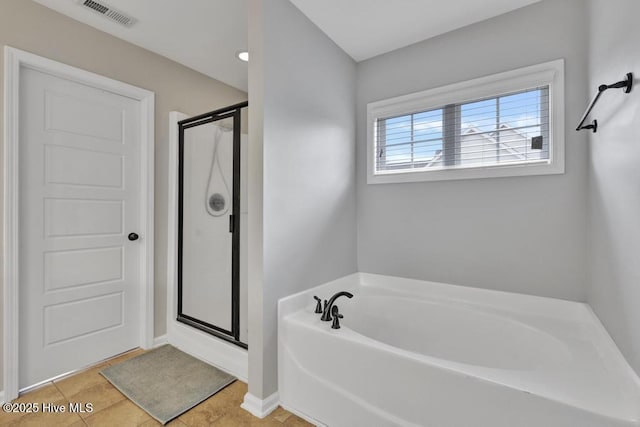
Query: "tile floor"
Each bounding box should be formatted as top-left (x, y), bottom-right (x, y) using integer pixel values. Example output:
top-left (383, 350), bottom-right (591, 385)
top-left (0, 349), bottom-right (312, 427)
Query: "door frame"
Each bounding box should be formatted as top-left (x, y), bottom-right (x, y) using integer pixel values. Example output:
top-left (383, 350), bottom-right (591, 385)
top-left (3, 46), bottom-right (155, 401)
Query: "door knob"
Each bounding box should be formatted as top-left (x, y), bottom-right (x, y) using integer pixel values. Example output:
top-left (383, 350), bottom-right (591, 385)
top-left (128, 233), bottom-right (139, 241)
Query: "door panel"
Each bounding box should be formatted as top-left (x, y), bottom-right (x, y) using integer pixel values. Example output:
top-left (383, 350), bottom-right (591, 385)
top-left (44, 247), bottom-right (123, 291)
top-left (177, 107), bottom-right (245, 348)
top-left (19, 66), bottom-right (141, 388)
top-left (45, 91), bottom-right (124, 142)
top-left (44, 292), bottom-right (123, 345)
top-left (45, 145), bottom-right (124, 188)
top-left (181, 122), bottom-right (234, 332)
top-left (44, 198), bottom-right (124, 237)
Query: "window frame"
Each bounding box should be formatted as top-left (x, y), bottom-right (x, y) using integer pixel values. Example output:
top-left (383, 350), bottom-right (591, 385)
top-left (366, 59), bottom-right (565, 184)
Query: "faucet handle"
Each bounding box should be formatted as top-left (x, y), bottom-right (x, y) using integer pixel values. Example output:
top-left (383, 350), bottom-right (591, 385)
top-left (313, 296), bottom-right (322, 314)
top-left (331, 305), bottom-right (343, 318)
top-left (331, 305), bottom-right (344, 330)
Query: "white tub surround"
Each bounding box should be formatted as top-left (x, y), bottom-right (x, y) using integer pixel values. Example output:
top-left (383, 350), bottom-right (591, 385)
top-left (278, 273), bottom-right (640, 427)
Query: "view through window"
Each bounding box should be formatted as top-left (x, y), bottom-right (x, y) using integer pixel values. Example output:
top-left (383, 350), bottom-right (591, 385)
top-left (376, 86), bottom-right (550, 172)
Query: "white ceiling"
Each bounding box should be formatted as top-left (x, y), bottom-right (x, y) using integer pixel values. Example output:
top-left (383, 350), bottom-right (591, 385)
top-left (290, 0), bottom-right (542, 62)
top-left (33, 0), bottom-right (249, 91)
top-left (33, 0), bottom-right (542, 91)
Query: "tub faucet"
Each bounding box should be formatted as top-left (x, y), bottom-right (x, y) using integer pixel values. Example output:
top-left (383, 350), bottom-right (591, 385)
top-left (321, 291), bottom-right (353, 321)
top-left (331, 306), bottom-right (343, 329)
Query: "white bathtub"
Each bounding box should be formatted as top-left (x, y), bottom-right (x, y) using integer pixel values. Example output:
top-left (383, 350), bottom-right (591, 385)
top-left (278, 273), bottom-right (640, 427)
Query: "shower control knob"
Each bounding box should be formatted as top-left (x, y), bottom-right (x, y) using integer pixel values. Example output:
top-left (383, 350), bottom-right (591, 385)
top-left (128, 232), bottom-right (139, 241)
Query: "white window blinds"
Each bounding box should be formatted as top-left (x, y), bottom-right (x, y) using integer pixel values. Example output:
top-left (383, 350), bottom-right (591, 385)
top-left (375, 86), bottom-right (550, 173)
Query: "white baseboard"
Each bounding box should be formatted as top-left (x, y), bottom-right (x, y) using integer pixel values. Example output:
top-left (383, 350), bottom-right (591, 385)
top-left (152, 334), bottom-right (168, 347)
top-left (280, 403), bottom-right (326, 426)
top-left (241, 391), bottom-right (279, 419)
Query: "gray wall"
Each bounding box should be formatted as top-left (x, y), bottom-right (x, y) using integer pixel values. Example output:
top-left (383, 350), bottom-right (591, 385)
top-left (0, 0), bottom-right (247, 387)
top-left (356, 0), bottom-right (590, 301)
top-left (247, 0), bottom-right (357, 398)
top-left (586, 0), bottom-right (640, 375)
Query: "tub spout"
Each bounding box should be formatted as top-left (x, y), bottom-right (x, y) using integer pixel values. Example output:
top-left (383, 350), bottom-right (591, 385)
top-left (321, 291), bottom-right (353, 321)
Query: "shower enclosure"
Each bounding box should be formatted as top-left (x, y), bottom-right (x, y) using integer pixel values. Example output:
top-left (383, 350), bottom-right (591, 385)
top-left (177, 101), bottom-right (247, 348)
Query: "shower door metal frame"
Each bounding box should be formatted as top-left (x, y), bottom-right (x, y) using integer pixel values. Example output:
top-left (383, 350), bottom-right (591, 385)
top-left (176, 101), bottom-right (247, 349)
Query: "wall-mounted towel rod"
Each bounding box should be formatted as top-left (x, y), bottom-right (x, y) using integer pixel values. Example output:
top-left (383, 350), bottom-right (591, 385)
top-left (576, 72), bottom-right (633, 133)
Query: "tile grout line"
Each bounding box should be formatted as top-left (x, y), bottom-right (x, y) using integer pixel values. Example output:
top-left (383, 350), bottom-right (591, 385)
top-left (51, 380), bottom-right (66, 400)
top-left (51, 381), bottom-right (88, 426)
top-left (51, 361), bottom-right (127, 424)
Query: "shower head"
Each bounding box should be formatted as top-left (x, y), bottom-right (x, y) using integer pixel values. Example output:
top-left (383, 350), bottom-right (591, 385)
top-left (216, 122), bottom-right (233, 132)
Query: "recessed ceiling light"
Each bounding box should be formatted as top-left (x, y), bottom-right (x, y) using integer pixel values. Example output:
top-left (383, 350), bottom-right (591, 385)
top-left (237, 51), bottom-right (249, 62)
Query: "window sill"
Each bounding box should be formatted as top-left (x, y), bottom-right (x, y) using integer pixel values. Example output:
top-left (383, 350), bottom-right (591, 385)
top-left (367, 160), bottom-right (564, 184)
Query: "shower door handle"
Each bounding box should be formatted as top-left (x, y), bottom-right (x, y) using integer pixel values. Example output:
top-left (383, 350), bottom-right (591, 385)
top-left (229, 215), bottom-right (235, 233)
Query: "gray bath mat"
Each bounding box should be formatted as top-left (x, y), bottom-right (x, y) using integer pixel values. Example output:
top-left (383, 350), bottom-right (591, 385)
top-left (100, 345), bottom-right (236, 424)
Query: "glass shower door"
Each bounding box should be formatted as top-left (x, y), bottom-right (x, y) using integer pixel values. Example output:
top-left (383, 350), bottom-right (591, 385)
top-left (177, 104), bottom-right (245, 347)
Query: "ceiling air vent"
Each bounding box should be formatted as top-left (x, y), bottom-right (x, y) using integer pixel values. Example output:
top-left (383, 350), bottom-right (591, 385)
top-left (80, 0), bottom-right (137, 27)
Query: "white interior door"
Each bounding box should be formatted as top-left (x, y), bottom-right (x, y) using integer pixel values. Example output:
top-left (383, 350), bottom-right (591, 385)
top-left (18, 66), bottom-right (142, 389)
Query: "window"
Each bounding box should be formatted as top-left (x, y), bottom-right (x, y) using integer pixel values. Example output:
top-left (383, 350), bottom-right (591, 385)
top-left (367, 60), bottom-right (564, 184)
